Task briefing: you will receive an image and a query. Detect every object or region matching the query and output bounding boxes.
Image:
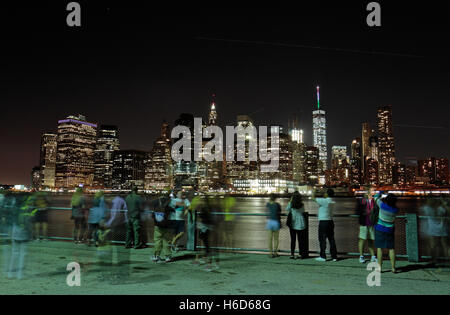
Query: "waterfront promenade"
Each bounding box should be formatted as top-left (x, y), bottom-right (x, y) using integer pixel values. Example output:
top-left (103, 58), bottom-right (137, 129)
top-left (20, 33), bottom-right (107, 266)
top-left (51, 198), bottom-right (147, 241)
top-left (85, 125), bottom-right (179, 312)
top-left (1, 241), bottom-right (449, 295)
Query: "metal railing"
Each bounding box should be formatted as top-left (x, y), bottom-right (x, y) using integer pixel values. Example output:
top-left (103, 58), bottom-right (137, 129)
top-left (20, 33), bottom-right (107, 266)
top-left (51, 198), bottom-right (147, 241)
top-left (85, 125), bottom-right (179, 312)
top-left (1, 207), bottom-right (448, 263)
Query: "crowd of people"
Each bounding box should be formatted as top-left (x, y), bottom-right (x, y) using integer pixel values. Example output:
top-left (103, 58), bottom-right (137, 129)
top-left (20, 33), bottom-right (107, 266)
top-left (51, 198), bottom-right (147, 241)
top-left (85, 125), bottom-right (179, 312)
top-left (0, 187), bottom-right (449, 279)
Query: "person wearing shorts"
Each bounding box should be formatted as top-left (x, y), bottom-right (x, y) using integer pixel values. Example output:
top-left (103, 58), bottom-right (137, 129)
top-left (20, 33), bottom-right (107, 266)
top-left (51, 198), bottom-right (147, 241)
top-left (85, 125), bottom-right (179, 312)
top-left (356, 187), bottom-right (377, 263)
top-left (266, 194), bottom-right (281, 258)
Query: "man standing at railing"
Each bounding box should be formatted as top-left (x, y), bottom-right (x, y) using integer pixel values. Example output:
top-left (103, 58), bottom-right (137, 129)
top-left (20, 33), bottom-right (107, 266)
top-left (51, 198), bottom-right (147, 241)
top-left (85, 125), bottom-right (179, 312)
top-left (125, 187), bottom-right (145, 249)
top-left (312, 188), bottom-right (338, 262)
top-left (355, 186), bottom-right (377, 263)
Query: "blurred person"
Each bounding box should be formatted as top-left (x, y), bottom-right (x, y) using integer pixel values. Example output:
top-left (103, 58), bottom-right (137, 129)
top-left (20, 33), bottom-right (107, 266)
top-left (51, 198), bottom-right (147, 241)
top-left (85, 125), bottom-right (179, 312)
top-left (374, 192), bottom-right (399, 273)
top-left (100, 193), bottom-right (130, 283)
top-left (222, 194), bottom-right (236, 251)
top-left (8, 193), bottom-right (37, 279)
top-left (169, 191), bottom-right (190, 252)
top-left (266, 194), bottom-right (282, 258)
top-left (32, 191), bottom-right (50, 241)
top-left (1, 191), bottom-right (15, 276)
top-left (71, 187), bottom-right (87, 244)
top-left (194, 196), bottom-right (219, 271)
top-left (286, 191), bottom-right (307, 259)
top-left (87, 190), bottom-right (107, 246)
top-left (150, 193), bottom-right (174, 263)
top-left (312, 189), bottom-right (338, 262)
top-left (355, 186), bottom-right (377, 263)
top-left (125, 187), bottom-right (145, 249)
top-left (421, 197), bottom-right (448, 264)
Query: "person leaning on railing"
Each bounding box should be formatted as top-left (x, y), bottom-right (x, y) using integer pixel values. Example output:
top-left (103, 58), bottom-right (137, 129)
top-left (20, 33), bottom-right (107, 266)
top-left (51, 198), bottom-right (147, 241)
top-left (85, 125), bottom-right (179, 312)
top-left (286, 191), bottom-right (307, 260)
top-left (374, 192), bottom-right (399, 273)
top-left (71, 187), bottom-right (86, 244)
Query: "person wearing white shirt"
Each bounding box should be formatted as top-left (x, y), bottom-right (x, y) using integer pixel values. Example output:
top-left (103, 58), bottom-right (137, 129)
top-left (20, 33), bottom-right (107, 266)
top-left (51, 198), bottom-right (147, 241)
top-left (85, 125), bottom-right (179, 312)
top-left (169, 191), bottom-right (191, 252)
top-left (312, 189), bottom-right (338, 262)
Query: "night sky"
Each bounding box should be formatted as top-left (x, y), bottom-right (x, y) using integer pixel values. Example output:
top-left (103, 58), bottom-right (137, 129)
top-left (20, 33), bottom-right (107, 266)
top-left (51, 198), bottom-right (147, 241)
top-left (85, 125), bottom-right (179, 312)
top-left (1, 1), bottom-right (449, 184)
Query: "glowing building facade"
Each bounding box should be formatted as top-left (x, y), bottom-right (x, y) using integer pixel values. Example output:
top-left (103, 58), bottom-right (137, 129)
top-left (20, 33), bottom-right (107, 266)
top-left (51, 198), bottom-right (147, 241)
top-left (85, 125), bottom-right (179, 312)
top-left (40, 133), bottom-right (57, 189)
top-left (145, 121), bottom-right (173, 191)
top-left (313, 86), bottom-right (327, 171)
top-left (93, 125), bottom-right (120, 189)
top-left (55, 115), bottom-right (98, 189)
top-left (377, 105), bottom-right (396, 185)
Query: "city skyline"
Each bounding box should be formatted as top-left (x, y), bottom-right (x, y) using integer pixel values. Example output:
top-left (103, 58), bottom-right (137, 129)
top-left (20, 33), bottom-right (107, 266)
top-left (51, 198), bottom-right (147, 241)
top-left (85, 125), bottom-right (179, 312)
top-left (2, 95), bottom-right (450, 186)
top-left (1, 3), bottom-right (449, 184)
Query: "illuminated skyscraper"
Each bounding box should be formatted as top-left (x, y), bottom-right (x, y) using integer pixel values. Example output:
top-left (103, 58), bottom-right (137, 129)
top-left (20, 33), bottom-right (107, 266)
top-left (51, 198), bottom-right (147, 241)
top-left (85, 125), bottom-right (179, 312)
top-left (145, 120), bottom-right (173, 191)
top-left (350, 138), bottom-right (362, 186)
top-left (305, 146), bottom-right (319, 186)
top-left (40, 133), bottom-right (57, 189)
top-left (331, 146), bottom-right (348, 169)
top-left (418, 157), bottom-right (449, 185)
top-left (312, 86), bottom-right (327, 171)
top-left (392, 162), bottom-right (406, 186)
top-left (112, 150), bottom-right (146, 190)
top-left (94, 125), bottom-right (120, 189)
top-left (288, 117), bottom-right (304, 144)
top-left (202, 96), bottom-right (223, 190)
top-left (377, 105), bottom-right (395, 185)
top-left (361, 122), bottom-right (371, 182)
top-left (227, 115), bottom-right (258, 185)
top-left (55, 115), bottom-right (98, 189)
top-left (208, 94), bottom-right (218, 126)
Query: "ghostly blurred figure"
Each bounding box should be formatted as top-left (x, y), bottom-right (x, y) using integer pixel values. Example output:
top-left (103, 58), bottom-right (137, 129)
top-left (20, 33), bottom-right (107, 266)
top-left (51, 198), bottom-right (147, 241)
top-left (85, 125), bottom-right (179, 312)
top-left (87, 191), bottom-right (107, 246)
top-left (421, 197), bottom-right (448, 264)
top-left (71, 188), bottom-right (87, 244)
top-left (1, 191), bottom-right (13, 276)
top-left (8, 193), bottom-right (37, 279)
top-left (193, 196), bottom-right (220, 271)
top-left (222, 194), bottom-right (236, 251)
top-left (32, 191), bottom-right (50, 241)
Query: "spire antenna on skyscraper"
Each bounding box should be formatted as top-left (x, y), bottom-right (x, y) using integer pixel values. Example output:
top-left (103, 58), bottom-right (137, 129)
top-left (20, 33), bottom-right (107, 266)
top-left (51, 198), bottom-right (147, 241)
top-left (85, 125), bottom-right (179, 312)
top-left (316, 85), bottom-right (320, 110)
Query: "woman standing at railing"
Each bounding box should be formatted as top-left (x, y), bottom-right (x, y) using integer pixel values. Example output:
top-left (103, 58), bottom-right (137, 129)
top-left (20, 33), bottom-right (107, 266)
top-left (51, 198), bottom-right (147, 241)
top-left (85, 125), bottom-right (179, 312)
top-left (286, 191), bottom-right (307, 259)
top-left (374, 192), bottom-right (399, 273)
top-left (266, 194), bottom-right (282, 258)
top-left (421, 197), bottom-right (448, 264)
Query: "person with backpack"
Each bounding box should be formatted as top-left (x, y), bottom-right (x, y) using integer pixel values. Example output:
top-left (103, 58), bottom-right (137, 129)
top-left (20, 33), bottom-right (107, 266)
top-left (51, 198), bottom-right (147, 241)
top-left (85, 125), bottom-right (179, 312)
top-left (355, 186), bottom-right (377, 263)
top-left (150, 193), bottom-right (174, 263)
top-left (286, 191), bottom-right (307, 259)
top-left (71, 187), bottom-right (86, 244)
top-left (374, 192), bottom-right (399, 273)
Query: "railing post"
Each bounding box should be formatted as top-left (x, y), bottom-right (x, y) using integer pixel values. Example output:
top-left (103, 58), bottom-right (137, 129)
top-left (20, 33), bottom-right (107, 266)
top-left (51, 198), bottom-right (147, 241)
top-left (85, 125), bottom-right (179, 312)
top-left (186, 210), bottom-right (196, 251)
top-left (304, 212), bottom-right (309, 258)
top-left (405, 213), bottom-right (419, 262)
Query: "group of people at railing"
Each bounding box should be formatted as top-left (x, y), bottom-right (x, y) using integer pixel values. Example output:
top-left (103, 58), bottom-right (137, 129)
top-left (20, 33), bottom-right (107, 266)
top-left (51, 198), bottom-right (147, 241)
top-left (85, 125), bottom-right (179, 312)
top-left (0, 187), bottom-right (449, 278)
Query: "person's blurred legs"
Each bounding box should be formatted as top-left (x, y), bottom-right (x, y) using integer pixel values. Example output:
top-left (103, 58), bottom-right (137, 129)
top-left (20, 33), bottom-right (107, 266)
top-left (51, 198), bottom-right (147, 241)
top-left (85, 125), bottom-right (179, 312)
top-left (368, 240), bottom-right (376, 257)
top-left (377, 248), bottom-right (383, 270)
top-left (273, 231), bottom-right (279, 256)
top-left (389, 249), bottom-right (396, 272)
top-left (268, 231), bottom-right (273, 256)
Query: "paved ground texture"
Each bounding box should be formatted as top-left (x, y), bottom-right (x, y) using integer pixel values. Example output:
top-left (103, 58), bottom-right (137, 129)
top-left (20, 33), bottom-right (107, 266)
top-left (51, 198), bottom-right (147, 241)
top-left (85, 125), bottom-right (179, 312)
top-left (1, 241), bottom-right (449, 295)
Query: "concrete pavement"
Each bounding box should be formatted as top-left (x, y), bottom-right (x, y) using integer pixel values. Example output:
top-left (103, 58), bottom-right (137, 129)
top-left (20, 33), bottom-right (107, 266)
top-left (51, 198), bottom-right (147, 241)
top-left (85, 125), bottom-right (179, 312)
top-left (1, 240), bottom-right (449, 295)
